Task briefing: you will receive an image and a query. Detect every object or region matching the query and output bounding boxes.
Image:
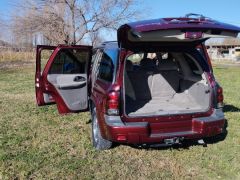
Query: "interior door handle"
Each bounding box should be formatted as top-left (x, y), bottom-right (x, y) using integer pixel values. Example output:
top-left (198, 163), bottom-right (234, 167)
top-left (58, 81), bottom-right (86, 89)
top-left (74, 76), bottom-right (86, 82)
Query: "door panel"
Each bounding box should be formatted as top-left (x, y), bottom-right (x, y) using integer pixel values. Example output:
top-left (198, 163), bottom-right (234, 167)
top-left (47, 74), bottom-right (88, 111)
top-left (56, 75), bottom-right (87, 89)
top-left (40, 45), bottom-right (92, 114)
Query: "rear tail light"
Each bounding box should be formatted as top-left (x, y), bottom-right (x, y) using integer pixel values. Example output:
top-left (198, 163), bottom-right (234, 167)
top-left (217, 87), bottom-right (224, 108)
top-left (106, 91), bottom-right (120, 116)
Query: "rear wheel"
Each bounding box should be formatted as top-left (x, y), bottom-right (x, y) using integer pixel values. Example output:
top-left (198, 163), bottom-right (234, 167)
top-left (91, 107), bottom-right (112, 150)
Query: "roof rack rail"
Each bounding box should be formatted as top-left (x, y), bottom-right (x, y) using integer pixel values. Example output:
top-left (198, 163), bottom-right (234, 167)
top-left (101, 41), bottom-right (117, 45)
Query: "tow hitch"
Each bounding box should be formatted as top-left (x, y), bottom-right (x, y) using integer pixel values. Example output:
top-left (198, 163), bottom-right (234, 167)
top-left (138, 138), bottom-right (207, 149)
top-left (164, 137), bottom-right (184, 145)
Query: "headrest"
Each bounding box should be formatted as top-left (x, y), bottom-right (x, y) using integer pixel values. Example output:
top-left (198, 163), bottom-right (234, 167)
top-left (158, 59), bottom-right (179, 71)
top-left (140, 58), bottom-right (156, 70)
top-left (125, 60), bottom-right (133, 71)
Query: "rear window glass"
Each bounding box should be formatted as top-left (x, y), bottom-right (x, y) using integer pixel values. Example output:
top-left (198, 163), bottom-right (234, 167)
top-left (221, 50), bottom-right (229, 54)
top-left (97, 52), bottom-right (114, 82)
top-left (127, 53), bottom-right (144, 65)
top-left (126, 51), bottom-right (203, 76)
top-left (95, 49), bottom-right (119, 83)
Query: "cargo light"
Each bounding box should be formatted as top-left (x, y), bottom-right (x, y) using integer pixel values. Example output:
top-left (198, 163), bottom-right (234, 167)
top-left (185, 32), bottom-right (203, 39)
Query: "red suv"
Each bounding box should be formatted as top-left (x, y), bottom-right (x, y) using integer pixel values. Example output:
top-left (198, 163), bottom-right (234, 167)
top-left (35, 14), bottom-right (240, 150)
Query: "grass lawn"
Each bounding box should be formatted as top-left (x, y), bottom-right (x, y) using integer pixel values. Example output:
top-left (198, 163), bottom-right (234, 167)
top-left (0, 62), bottom-right (240, 179)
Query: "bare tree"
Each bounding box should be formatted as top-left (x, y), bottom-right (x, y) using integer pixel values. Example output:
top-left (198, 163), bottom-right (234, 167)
top-left (0, 17), bottom-right (15, 47)
top-left (11, 0), bottom-right (142, 45)
top-left (0, 18), bottom-right (3, 40)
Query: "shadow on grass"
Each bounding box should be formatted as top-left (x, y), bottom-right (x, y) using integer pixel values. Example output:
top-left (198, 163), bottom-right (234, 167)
top-left (223, 104), bottom-right (240, 112)
top-left (86, 119), bottom-right (92, 124)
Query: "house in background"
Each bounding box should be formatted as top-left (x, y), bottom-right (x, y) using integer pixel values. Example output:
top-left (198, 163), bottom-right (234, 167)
top-left (206, 39), bottom-right (240, 61)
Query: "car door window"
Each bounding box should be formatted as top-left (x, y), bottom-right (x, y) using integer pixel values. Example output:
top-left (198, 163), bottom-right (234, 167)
top-left (91, 50), bottom-right (103, 85)
top-left (97, 52), bottom-right (114, 82)
top-left (92, 50), bottom-right (102, 75)
top-left (40, 49), bottom-right (54, 74)
top-left (49, 49), bottom-right (89, 74)
top-left (91, 49), bottom-right (98, 67)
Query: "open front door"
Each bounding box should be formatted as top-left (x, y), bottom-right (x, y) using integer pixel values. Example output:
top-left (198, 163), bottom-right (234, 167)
top-left (35, 45), bottom-right (92, 114)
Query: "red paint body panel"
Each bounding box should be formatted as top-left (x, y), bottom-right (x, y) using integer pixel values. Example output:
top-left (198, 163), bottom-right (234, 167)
top-left (91, 79), bottom-right (123, 140)
top-left (105, 118), bottom-right (225, 144)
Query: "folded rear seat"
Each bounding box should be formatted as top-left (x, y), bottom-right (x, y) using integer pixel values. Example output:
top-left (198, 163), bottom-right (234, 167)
top-left (150, 59), bottom-right (180, 100)
top-left (125, 59), bottom-right (156, 114)
top-left (125, 58), bottom-right (182, 115)
top-left (125, 58), bottom-right (157, 101)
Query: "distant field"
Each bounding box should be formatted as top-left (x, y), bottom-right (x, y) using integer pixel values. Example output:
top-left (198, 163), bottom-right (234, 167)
top-left (0, 50), bottom-right (52, 63)
top-left (0, 51), bottom-right (35, 62)
top-left (0, 63), bottom-right (240, 179)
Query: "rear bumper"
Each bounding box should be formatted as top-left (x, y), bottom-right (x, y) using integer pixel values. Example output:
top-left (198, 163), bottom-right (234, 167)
top-left (104, 109), bottom-right (225, 144)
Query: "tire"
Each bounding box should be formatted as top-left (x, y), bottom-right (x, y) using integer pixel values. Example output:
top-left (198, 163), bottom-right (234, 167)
top-left (91, 107), bottom-right (112, 150)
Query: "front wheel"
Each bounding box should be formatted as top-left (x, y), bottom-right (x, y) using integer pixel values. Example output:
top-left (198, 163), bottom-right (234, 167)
top-left (91, 107), bottom-right (112, 150)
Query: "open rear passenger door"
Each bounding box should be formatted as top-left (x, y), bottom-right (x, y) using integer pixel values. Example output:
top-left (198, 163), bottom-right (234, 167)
top-left (35, 45), bottom-right (92, 114)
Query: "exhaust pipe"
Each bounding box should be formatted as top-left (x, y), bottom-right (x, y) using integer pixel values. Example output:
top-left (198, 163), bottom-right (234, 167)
top-left (198, 139), bottom-right (207, 147)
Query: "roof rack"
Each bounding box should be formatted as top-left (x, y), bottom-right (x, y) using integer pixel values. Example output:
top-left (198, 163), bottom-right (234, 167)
top-left (184, 13), bottom-right (211, 21)
top-left (101, 41), bottom-right (117, 45)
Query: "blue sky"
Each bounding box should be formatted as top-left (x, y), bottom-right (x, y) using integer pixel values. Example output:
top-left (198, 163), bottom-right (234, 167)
top-left (0, 0), bottom-right (240, 41)
top-left (1, 0), bottom-right (239, 25)
top-left (0, 1), bottom-right (15, 20)
top-left (141, 0), bottom-right (240, 26)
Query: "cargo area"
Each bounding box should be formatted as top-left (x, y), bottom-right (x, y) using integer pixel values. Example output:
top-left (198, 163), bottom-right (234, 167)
top-left (124, 51), bottom-right (211, 116)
